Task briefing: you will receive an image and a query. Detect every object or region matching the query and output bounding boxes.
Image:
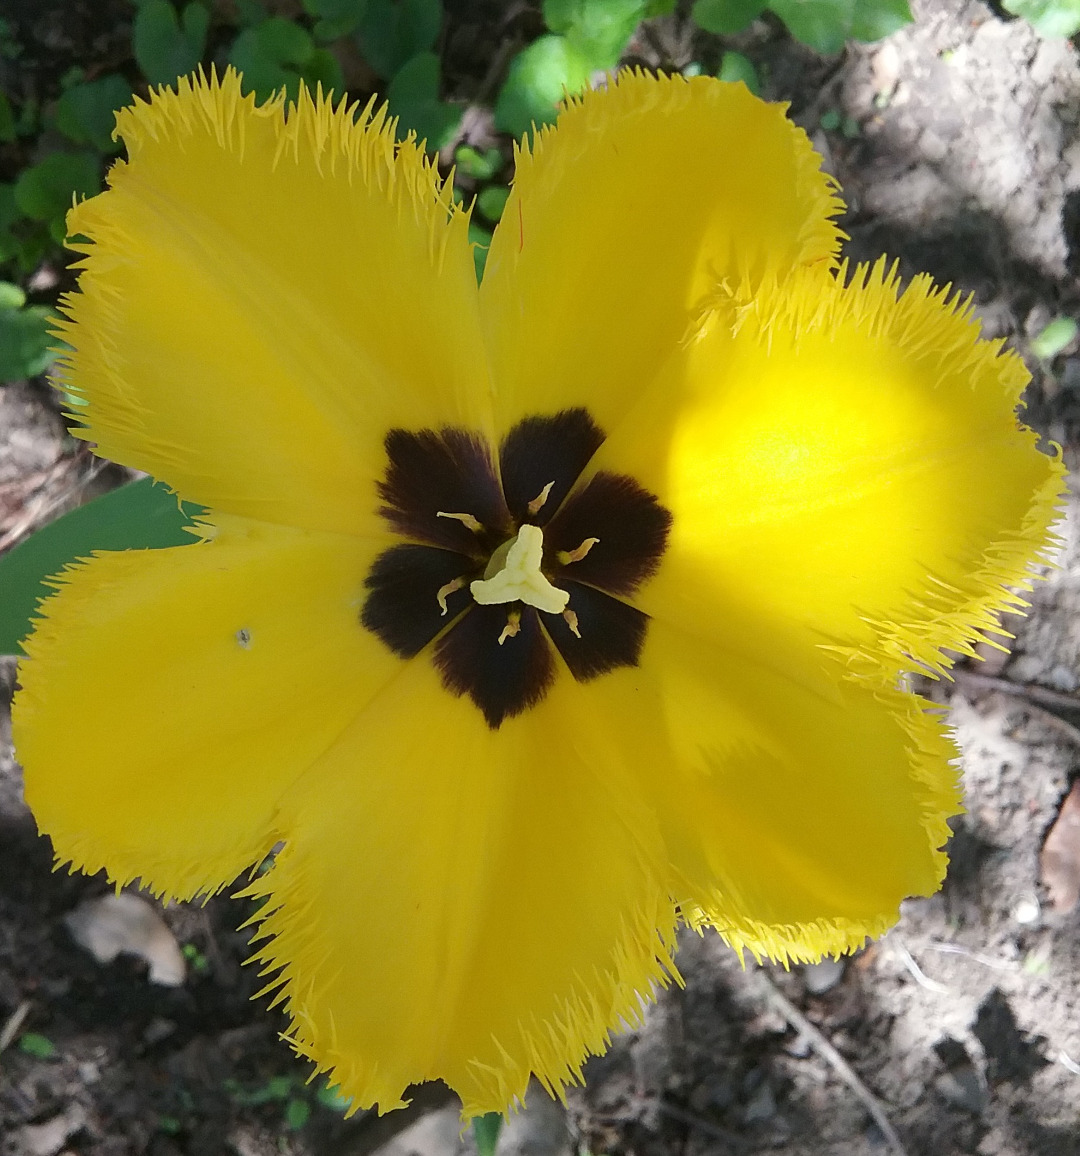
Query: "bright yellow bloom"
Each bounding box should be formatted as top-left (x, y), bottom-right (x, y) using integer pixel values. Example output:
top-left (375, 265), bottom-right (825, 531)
top-left (12, 70), bottom-right (1061, 1116)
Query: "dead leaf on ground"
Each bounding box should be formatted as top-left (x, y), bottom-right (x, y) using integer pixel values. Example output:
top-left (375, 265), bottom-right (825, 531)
top-left (1041, 779), bottom-right (1080, 914)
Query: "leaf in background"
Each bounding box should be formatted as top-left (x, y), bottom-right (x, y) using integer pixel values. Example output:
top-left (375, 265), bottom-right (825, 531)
top-left (303, 0), bottom-right (369, 41)
top-left (718, 50), bottom-right (761, 94)
top-left (476, 185), bottom-right (509, 222)
top-left (472, 1113), bottom-right (503, 1156)
top-left (14, 151), bottom-right (100, 226)
top-left (0, 299), bottom-right (57, 383)
top-left (54, 74), bottom-right (135, 153)
top-left (1002, 0), bottom-right (1080, 37)
top-left (229, 17), bottom-right (343, 102)
top-left (133, 0), bottom-right (210, 87)
top-left (768, 0), bottom-right (854, 53)
top-left (850, 0), bottom-right (912, 40)
top-left (386, 51), bottom-right (462, 152)
top-left (454, 144), bottom-right (503, 181)
top-left (0, 478), bottom-right (205, 656)
top-left (493, 34), bottom-right (592, 141)
top-left (356, 0), bottom-right (442, 79)
top-left (1031, 315), bottom-right (1079, 360)
top-left (691, 0), bottom-right (768, 35)
top-left (543, 0), bottom-right (647, 70)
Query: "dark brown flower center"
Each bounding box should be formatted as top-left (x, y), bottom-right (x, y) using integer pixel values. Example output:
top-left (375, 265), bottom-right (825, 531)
top-left (361, 408), bottom-right (671, 728)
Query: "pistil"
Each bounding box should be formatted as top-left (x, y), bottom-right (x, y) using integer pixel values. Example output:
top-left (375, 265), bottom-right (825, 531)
top-left (470, 524), bottom-right (569, 615)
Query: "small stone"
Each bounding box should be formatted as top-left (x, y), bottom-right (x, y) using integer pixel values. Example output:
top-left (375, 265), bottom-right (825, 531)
top-left (803, 957), bottom-right (845, 994)
top-left (744, 1081), bottom-right (776, 1124)
top-left (64, 892), bottom-right (185, 987)
top-left (1014, 896), bottom-right (1040, 925)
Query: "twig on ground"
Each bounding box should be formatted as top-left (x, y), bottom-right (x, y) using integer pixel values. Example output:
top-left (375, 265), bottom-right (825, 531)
top-left (925, 942), bottom-right (1019, 972)
top-left (953, 669), bottom-right (1080, 748)
top-left (0, 1000), bottom-right (32, 1055)
top-left (889, 938), bottom-right (951, 994)
top-left (750, 970), bottom-right (910, 1156)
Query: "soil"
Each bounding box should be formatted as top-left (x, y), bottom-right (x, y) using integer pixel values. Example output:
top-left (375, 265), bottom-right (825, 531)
top-left (2, 1), bottom-right (1080, 1154)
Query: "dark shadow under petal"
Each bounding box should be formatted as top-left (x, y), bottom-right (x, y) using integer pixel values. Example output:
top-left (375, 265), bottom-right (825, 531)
top-left (543, 581), bottom-right (649, 682)
top-left (499, 408), bottom-right (605, 525)
top-left (361, 544), bottom-right (473, 657)
top-left (546, 471), bottom-right (672, 596)
top-left (379, 427), bottom-right (512, 553)
top-left (434, 604), bottom-right (556, 728)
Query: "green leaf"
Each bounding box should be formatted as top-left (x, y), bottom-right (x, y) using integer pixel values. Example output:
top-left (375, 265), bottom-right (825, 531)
top-left (717, 50), bottom-right (760, 93)
top-left (1002, 0), bottom-right (1080, 37)
top-left (468, 220), bottom-right (491, 284)
top-left (476, 185), bottom-right (509, 222)
top-left (542, 0), bottom-right (646, 69)
top-left (767, 0), bottom-right (854, 53)
top-left (850, 0), bottom-right (911, 40)
top-left (692, 0), bottom-right (768, 35)
top-left (1031, 315), bottom-right (1079, 360)
top-left (314, 1081), bottom-right (353, 1112)
top-left (472, 1113), bottom-right (503, 1156)
top-left (454, 144), bottom-right (503, 180)
top-left (133, 1), bottom-right (210, 87)
top-left (18, 1033), bottom-right (56, 1059)
top-left (0, 478), bottom-right (205, 656)
top-left (54, 74), bottom-right (135, 153)
top-left (284, 1099), bottom-right (311, 1130)
top-left (229, 18), bottom-right (343, 101)
top-left (0, 280), bottom-right (25, 309)
top-left (493, 35), bottom-right (592, 141)
top-left (386, 50), bottom-right (462, 151)
top-left (302, 0), bottom-right (368, 40)
top-left (14, 151), bottom-right (100, 224)
top-left (355, 0), bottom-right (443, 79)
top-left (0, 302), bottom-right (57, 383)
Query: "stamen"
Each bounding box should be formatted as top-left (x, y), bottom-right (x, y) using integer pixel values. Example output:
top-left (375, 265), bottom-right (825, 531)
top-left (436, 576), bottom-right (466, 615)
top-left (557, 537), bottom-right (599, 565)
top-left (527, 481), bottom-right (555, 516)
top-left (562, 608), bottom-right (581, 638)
top-left (498, 610), bottom-right (522, 645)
top-left (437, 510), bottom-right (484, 533)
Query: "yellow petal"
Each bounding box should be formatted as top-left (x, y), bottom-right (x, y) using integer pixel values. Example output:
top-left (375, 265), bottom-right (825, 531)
top-left (479, 73), bottom-right (842, 435)
top-left (57, 71), bottom-right (488, 536)
top-left (598, 260), bottom-right (1064, 682)
top-left (245, 657), bottom-right (678, 1116)
top-left (572, 618), bottom-right (960, 963)
top-left (13, 515), bottom-right (399, 899)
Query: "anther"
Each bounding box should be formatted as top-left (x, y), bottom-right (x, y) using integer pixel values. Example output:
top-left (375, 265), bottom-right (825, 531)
top-left (562, 609), bottom-right (581, 638)
top-left (437, 511), bottom-right (484, 533)
top-left (527, 481), bottom-right (555, 516)
top-left (498, 610), bottom-right (522, 646)
top-left (557, 537), bottom-right (599, 566)
top-left (436, 576), bottom-right (466, 615)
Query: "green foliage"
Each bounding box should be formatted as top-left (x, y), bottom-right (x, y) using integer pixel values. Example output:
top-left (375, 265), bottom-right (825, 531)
top-left (0, 283), bottom-right (56, 383)
top-left (1031, 316), bottom-right (1078, 359)
top-left (1003, 0), bottom-right (1080, 37)
top-left (455, 145), bottom-right (503, 180)
top-left (18, 1033), bottom-right (56, 1059)
top-left (494, 34), bottom-right (592, 139)
top-left (387, 50), bottom-right (462, 150)
top-left (14, 150), bottom-right (100, 245)
top-left (543, 0), bottom-right (650, 70)
top-left (314, 1080), bottom-right (353, 1112)
top-left (133, 0), bottom-right (210, 87)
top-left (691, 0), bottom-right (911, 53)
top-left (284, 1099), bottom-right (311, 1129)
top-left (356, 0), bottom-right (443, 79)
top-left (767, 0), bottom-right (912, 53)
top-left (229, 16), bottom-right (344, 101)
top-left (0, 478), bottom-right (204, 657)
top-left (477, 185), bottom-right (509, 222)
top-left (473, 1113), bottom-right (504, 1156)
top-left (303, 0), bottom-right (369, 42)
top-left (692, 0), bottom-right (767, 35)
top-left (717, 49), bottom-right (760, 92)
top-left (0, 92), bottom-right (15, 141)
top-left (55, 75), bottom-right (135, 153)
